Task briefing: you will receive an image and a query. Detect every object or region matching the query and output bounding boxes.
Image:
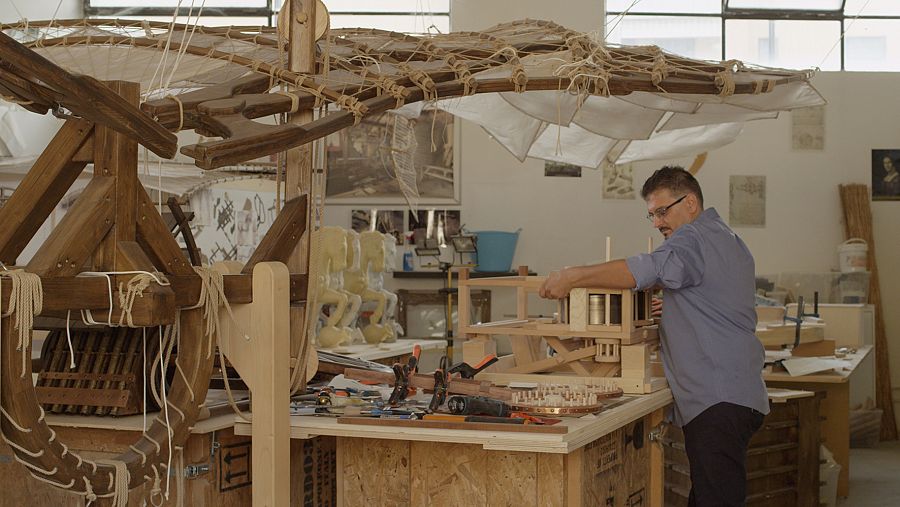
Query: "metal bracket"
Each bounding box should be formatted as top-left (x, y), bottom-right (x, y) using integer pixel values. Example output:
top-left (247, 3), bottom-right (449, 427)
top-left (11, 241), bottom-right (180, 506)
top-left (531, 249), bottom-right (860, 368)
top-left (648, 422), bottom-right (667, 443)
top-left (184, 463), bottom-right (210, 479)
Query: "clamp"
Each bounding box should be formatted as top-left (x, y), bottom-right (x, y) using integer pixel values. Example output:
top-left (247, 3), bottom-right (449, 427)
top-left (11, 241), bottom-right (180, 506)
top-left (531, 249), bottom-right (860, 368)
top-left (388, 344), bottom-right (421, 406)
top-left (428, 355), bottom-right (451, 413)
top-left (447, 354), bottom-right (498, 379)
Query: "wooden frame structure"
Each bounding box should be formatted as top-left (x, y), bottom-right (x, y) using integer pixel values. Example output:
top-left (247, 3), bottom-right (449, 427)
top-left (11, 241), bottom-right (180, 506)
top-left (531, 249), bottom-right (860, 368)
top-left (457, 268), bottom-right (665, 394)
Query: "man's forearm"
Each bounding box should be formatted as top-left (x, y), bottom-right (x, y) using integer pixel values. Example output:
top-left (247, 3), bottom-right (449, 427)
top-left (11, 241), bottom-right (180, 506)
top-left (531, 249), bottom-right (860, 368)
top-left (563, 260), bottom-right (637, 290)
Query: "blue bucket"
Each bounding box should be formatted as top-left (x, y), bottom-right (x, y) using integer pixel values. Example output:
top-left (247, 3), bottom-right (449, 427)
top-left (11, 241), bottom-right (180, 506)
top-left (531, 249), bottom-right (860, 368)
top-left (474, 229), bottom-right (521, 273)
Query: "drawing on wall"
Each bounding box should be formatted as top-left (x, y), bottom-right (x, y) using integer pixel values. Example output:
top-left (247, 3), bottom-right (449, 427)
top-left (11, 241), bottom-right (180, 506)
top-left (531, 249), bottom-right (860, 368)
top-left (872, 149), bottom-right (900, 201)
top-left (544, 161), bottom-right (582, 177)
top-left (326, 109), bottom-right (455, 201)
top-left (192, 187), bottom-right (277, 264)
top-left (603, 162), bottom-right (635, 199)
top-left (729, 175), bottom-right (766, 227)
top-left (792, 106), bottom-right (825, 150)
top-left (351, 209), bottom-right (405, 243)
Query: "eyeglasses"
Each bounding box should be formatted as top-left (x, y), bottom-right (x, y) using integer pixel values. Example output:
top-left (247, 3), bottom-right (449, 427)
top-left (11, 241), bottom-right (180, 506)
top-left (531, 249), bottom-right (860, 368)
top-left (646, 195), bottom-right (687, 222)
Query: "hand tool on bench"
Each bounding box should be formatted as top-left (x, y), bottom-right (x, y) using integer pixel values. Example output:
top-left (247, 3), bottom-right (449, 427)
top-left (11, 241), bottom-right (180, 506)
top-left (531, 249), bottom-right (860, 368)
top-left (428, 355), bottom-right (451, 412)
top-left (447, 354), bottom-right (498, 379)
top-left (388, 344), bottom-right (421, 406)
top-left (447, 395), bottom-right (510, 417)
top-left (422, 413), bottom-right (526, 424)
top-left (343, 367), bottom-right (514, 401)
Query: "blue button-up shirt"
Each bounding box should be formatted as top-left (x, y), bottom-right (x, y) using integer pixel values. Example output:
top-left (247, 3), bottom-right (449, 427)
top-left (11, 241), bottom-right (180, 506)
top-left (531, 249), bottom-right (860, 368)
top-left (626, 208), bottom-right (769, 426)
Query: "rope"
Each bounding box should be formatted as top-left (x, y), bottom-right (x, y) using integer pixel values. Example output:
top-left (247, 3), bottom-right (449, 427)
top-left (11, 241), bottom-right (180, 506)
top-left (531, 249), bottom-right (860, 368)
top-left (95, 459), bottom-right (130, 507)
top-left (1, 270), bottom-right (43, 377)
top-left (274, 90), bottom-right (300, 114)
top-left (166, 94), bottom-right (185, 132)
top-left (117, 273), bottom-right (156, 327)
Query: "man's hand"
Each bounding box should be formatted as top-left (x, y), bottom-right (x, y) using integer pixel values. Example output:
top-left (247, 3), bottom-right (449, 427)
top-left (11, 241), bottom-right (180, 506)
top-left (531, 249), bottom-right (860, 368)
top-left (540, 270), bottom-right (572, 299)
top-left (651, 296), bottom-right (663, 317)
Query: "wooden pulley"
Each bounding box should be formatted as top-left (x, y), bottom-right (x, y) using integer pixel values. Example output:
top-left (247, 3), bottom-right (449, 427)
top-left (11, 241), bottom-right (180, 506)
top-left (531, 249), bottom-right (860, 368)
top-left (278, 0), bottom-right (330, 43)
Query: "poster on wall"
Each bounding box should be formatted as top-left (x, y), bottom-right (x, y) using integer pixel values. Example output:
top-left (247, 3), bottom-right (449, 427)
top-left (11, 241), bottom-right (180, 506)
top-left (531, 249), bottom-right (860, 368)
top-left (325, 109), bottom-right (456, 202)
top-left (871, 149), bottom-right (900, 201)
top-left (602, 163), bottom-right (635, 199)
top-left (351, 209), bottom-right (405, 244)
top-left (544, 161), bottom-right (582, 177)
top-left (792, 106), bottom-right (825, 150)
top-left (729, 175), bottom-right (766, 227)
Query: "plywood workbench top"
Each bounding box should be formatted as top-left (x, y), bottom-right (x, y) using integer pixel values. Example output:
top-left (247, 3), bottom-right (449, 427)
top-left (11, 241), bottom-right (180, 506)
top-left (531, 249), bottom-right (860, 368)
top-left (235, 388), bottom-right (673, 454)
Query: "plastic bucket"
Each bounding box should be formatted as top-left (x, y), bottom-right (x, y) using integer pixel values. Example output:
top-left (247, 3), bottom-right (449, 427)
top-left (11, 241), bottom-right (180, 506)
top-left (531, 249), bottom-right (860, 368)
top-left (837, 238), bottom-right (868, 273)
top-left (473, 229), bottom-right (521, 272)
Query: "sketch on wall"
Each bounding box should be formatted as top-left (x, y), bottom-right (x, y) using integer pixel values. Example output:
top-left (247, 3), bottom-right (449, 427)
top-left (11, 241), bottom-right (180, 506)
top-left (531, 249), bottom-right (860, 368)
top-left (325, 109), bottom-right (455, 202)
top-left (729, 175), bottom-right (766, 227)
top-left (603, 163), bottom-right (635, 199)
top-left (792, 106), bottom-right (825, 150)
top-left (191, 187), bottom-right (277, 263)
top-left (872, 149), bottom-right (900, 201)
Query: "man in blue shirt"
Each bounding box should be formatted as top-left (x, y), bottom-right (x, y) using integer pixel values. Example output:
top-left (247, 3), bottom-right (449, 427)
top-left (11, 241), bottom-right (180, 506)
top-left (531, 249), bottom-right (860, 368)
top-left (540, 166), bottom-right (768, 507)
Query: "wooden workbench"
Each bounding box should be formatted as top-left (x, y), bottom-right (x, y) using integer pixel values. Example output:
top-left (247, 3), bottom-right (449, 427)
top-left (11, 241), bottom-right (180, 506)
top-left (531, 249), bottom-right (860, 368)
top-left (763, 345), bottom-right (872, 498)
top-left (235, 389), bottom-right (673, 506)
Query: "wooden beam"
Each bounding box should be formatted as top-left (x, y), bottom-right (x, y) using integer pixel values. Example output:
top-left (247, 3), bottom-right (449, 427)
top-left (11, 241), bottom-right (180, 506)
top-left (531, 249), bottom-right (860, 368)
top-left (0, 31), bottom-right (177, 158)
top-left (166, 197), bottom-right (202, 266)
top-left (135, 185), bottom-right (194, 276)
top-left (93, 80), bottom-right (140, 272)
top-left (0, 118), bottom-right (92, 264)
top-left (26, 177), bottom-right (115, 277)
top-left (241, 194), bottom-right (308, 274)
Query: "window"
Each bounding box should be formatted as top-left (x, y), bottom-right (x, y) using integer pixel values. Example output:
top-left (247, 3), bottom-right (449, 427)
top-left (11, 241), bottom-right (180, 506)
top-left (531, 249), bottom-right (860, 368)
top-left (86, 1), bottom-right (451, 33)
top-left (606, 1), bottom-right (900, 71)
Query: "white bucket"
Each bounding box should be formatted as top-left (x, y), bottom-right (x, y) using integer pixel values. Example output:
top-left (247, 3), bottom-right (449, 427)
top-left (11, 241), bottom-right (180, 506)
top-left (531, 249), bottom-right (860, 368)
top-left (837, 238), bottom-right (868, 273)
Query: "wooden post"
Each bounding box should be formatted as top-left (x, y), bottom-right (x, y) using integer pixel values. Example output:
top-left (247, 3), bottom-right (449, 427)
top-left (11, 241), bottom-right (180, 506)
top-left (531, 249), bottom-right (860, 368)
top-left (285, 0), bottom-right (320, 389)
top-left (649, 408), bottom-right (665, 507)
top-left (215, 261), bottom-right (291, 507)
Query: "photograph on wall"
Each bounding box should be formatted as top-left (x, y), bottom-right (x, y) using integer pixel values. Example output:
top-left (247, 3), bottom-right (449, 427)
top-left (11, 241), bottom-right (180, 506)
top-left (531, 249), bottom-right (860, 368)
top-left (408, 209), bottom-right (461, 244)
top-left (544, 161), bottom-right (582, 177)
top-left (792, 106), bottom-right (825, 150)
top-left (729, 175), bottom-right (766, 227)
top-left (872, 149), bottom-right (900, 201)
top-left (351, 209), bottom-right (406, 243)
top-left (325, 109), bottom-right (455, 201)
top-left (602, 162), bottom-right (635, 199)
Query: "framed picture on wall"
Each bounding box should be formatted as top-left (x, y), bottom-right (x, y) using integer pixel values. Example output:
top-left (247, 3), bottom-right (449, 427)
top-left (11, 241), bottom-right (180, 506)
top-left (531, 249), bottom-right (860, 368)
top-left (872, 149), bottom-right (900, 201)
top-left (325, 109), bottom-right (459, 204)
top-left (351, 209), bottom-right (406, 244)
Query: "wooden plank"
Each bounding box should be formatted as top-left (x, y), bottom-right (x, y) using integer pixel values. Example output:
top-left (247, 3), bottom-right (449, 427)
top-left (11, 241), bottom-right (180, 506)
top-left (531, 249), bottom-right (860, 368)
top-left (487, 451), bottom-right (537, 506)
top-left (507, 341), bottom-right (596, 375)
top-left (166, 197), bottom-right (202, 266)
top-left (796, 395), bottom-right (821, 507)
top-left (537, 453), bottom-right (566, 507)
top-left (241, 194), bottom-right (308, 274)
top-left (565, 447), bottom-right (583, 507)
top-left (649, 408), bottom-right (665, 507)
top-left (26, 176), bottom-right (115, 277)
top-left (337, 416), bottom-right (568, 434)
top-left (340, 438), bottom-right (410, 506)
top-left (410, 441), bottom-right (488, 507)
top-left (343, 367), bottom-right (513, 401)
top-left (135, 185), bottom-right (194, 275)
top-left (0, 118), bottom-right (92, 264)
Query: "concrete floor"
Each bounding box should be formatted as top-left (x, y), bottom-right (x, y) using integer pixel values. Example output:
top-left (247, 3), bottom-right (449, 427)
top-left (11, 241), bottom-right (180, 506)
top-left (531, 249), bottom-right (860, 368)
top-left (838, 441), bottom-right (900, 506)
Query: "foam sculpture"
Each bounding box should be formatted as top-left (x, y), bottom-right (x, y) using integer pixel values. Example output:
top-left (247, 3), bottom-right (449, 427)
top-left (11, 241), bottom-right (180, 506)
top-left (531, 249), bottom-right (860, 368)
top-left (313, 226), bottom-right (352, 348)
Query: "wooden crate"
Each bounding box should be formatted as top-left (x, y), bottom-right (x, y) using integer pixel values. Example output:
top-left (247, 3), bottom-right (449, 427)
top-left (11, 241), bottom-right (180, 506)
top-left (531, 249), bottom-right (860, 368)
top-left (291, 436), bottom-right (337, 507)
top-left (661, 393), bottom-right (822, 507)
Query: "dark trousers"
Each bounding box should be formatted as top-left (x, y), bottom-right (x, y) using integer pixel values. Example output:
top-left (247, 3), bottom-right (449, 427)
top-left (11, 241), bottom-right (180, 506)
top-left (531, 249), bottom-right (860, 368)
top-left (684, 402), bottom-right (765, 507)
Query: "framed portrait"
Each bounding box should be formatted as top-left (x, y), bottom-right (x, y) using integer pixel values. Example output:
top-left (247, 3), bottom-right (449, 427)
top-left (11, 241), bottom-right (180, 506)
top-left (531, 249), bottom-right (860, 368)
top-left (325, 109), bottom-right (459, 204)
top-left (872, 149), bottom-right (900, 201)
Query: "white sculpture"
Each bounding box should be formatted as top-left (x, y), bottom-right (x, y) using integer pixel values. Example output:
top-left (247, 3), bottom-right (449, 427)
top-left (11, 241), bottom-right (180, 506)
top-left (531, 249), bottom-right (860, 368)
top-left (313, 226), bottom-right (352, 348)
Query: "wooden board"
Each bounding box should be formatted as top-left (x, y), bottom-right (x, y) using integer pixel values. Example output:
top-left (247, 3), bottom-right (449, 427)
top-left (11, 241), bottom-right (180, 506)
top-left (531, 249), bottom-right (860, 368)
top-left (337, 416), bottom-right (568, 434)
top-left (478, 371), bottom-right (668, 395)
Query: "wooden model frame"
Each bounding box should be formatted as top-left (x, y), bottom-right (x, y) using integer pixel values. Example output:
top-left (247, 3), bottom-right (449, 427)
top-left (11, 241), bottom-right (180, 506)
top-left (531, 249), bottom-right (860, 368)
top-left (457, 267), bottom-right (666, 394)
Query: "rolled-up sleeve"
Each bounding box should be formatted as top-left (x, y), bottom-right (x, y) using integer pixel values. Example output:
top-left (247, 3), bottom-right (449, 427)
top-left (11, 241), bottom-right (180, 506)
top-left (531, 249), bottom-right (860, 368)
top-left (625, 229), bottom-right (705, 290)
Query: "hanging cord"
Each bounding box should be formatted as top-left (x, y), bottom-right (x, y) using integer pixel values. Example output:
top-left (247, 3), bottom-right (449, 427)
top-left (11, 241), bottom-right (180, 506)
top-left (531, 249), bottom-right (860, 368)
top-left (95, 459), bottom-right (130, 507)
top-left (77, 271), bottom-right (170, 327)
top-left (0, 270), bottom-right (43, 377)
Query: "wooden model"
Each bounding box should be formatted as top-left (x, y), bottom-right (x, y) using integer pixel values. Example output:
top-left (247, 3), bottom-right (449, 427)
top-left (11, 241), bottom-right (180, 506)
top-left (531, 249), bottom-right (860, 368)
top-left (458, 267), bottom-right (666, 394)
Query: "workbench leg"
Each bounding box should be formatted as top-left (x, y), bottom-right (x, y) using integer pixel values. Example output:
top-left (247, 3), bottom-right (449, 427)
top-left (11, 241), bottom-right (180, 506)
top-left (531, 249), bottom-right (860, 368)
top-left (649, 408), bottom-right (665, 507)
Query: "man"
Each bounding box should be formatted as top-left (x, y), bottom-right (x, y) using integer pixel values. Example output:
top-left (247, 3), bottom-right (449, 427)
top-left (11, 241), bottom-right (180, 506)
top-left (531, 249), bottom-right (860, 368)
top-left (540, 166), bottom-right (768, 507)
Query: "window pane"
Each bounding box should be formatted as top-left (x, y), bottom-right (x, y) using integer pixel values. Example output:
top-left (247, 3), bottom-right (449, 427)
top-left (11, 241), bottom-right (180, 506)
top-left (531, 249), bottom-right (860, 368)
top-left (323, 0), bottom-right (449, 13)
top-left (844, 19), bottom-right (900, 71)
top-left (606, 0), bottom-right (720, 14)
top-left (845, 0), bottom-right (900, 16)
top-left (330, 14), bottom-right (449, 34)
top-left (726, 0), bottom-right (842, 10)
top-left (112, 15), bottom-right (271, 26)
top-left (725, 19), bottom-right (840, 70)
top-left (605, 15), bottom-right (722, 61)
top-left (91, 0), bottom-right (267, 7)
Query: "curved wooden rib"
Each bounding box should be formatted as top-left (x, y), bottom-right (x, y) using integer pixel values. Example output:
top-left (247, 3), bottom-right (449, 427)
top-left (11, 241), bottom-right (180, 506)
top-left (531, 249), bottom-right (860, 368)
top-left (0, 309), bottom-right (215, 496)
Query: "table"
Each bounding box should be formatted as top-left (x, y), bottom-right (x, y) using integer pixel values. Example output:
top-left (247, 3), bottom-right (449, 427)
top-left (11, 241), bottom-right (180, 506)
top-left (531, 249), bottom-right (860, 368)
top-left (235, 389), bottom-right (673, 506)
top-left (763, 345), bottom-right (872, 498)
